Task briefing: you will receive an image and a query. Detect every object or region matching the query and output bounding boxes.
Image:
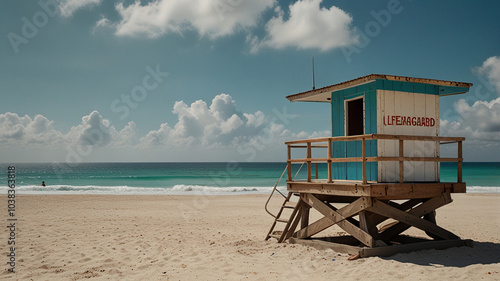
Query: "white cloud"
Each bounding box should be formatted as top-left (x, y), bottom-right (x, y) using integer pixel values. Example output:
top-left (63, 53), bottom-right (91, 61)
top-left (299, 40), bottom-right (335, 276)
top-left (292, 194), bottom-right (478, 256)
top-left (474, 56), bottom-right (500, 95)
top-left (140, 93), bottom-right (330, 149)
top-left (0, 112), bottom-right (64, 145)
top-left (0, 95), bottom-right (330, 161)
top-left (59, 0), bottom-right (102, 17)
top-left (114, 121), bottom-right (138, 147)
top-left (448, 98), bottom-right (500, 136)
top-left (440, 97), bottom-right (500, 159)
top-left (99, 0), bottom-right (275, 39)
top-left (67, 110), bottom-right (114, 146)
top-left (249, 0), bottom-right (358, 53)
top-left (140, 94), bottom-right (266, 148)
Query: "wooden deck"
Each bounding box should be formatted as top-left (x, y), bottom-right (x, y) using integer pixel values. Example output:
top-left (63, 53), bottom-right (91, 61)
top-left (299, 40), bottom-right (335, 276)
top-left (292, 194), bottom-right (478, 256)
top-left (287, 179), bottom-right (466, 200)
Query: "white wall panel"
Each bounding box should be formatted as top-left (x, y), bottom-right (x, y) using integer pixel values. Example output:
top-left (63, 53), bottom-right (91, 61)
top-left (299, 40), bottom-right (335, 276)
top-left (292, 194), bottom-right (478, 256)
top-left (377, 90), bottom-right (439, 182)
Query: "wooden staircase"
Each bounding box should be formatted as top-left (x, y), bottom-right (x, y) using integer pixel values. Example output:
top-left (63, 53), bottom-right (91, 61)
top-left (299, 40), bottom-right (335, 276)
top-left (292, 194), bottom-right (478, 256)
top-left (265, 192), bottom-right (302, 243)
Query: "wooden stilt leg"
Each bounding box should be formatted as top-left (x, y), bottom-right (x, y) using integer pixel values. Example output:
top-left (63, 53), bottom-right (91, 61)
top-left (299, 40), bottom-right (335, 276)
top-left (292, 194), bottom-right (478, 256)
top-left (359, 211), bottom-right (380, 240)
top-left (423, 210), bottom-right (440, 240)
top-left (301, 204), bottom-right (310, 230)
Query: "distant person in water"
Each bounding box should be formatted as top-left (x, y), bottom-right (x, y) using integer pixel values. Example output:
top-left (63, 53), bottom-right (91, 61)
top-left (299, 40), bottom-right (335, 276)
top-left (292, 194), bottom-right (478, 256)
top-left (41, 181), bottom-right (46, 187)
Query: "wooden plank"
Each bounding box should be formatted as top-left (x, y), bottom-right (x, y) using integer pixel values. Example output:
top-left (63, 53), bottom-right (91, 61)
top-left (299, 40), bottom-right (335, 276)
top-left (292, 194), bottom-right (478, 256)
top-left (289, 156), bottom-right (460, 163)
top-left (286, 181), bottom-right (463, 198)
top-left (289, 158), bottom-right (329, 163)
top-left (301, 204), bottom-right (310, 229)
top-left (287, 145), bottom-right (292, 181)
top-left (327, 161), bottom-right (332, 183)
top-left (285, 134), bottom-right (464, 145)
top-left (423, 210), bottom-right (440, 240)
top-left (279, 199), bottom-right (303, 243)
top-left (362, 138), bottom-right (367, 184)
top-left (372, 134), bottom-right (465, 142)
top-left (295, 216), bottom-right (333, 239)
top-left (359, 211), bottom-right (380, 240)
top-left (284, 204), bottom-right (304, 241)
top-left (289, 145), bottom-right (328, 148)
top-left (285, 135), bottom-right (377, 145)
top-left (327, 141), bottom-right (333, 183)
top-left (307, 142), bottom-right (312, 182)
top-left (289, 238), bottom-right (361, 255)
top-left (303, 194), bottom-right (375, 247)
top-left (369, 183), bottom-right (448, 199)
top-left (379, 194), bottom-right (452, 241)
top-left (315, 163), bottom-right (319, 179)
top-left (288, 183), bottom-right (372, 197)
top-left (359, 239), bottom-right (472, 258)
top-left (287, 161), bottom-right (292, 181)
top-left (371, 157), bottom-right (460, 162)
top-left (373, 199), bottom-right (423, 227)
top-left (369, 198), bottom-right (459, 240)
top-left (452, 183), bottom-right (466, 193)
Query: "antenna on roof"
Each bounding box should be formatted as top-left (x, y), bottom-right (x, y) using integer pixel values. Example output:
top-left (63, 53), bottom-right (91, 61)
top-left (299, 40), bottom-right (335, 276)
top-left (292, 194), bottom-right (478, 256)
top-left (312, 56), bottom-right (316, 90)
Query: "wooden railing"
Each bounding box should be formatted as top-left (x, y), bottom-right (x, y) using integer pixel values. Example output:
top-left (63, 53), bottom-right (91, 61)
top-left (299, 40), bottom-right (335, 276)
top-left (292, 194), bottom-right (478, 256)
top-left (286, 134), bottom-right (464, 184)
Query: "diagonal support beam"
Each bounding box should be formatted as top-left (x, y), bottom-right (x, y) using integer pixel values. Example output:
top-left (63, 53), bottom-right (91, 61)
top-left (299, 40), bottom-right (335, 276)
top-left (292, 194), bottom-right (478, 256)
top-left (283, 201), bottom-right (304, 242)
top-left (278, 198), bottom-right (303, 243)
top-left (301, 194), bottom-right (375, 247)
top-left (295, 196), bottom-right (371, 238)
top-left (369, 194), bottom-right (458, 241)
top-left (294, 196), bottom-right (371, 239)
top-left (371, 199), bottom-right (424, 228)
top-left (378, 193), bottom-right (453, 242)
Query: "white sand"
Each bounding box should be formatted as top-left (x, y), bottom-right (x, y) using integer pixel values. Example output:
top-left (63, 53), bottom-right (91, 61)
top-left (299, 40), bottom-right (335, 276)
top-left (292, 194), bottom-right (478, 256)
top-left (1, 193), bottom-right (499, 280)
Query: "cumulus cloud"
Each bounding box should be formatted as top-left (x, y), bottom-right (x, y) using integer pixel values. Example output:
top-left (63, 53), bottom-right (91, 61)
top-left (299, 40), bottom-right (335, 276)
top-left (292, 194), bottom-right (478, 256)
top-left (115, 121), bottom-right (138, 147)
top-left (0, 111), bottom-right (137, 149)
top-left (140, 94), bottom-right (276, 148)
top-left (441, 98), bottom-right (500, 138)
top-left (59, 0), bottom-right (102, 17)
top-left (249, 0), bottom-right (358, 53)
top-left (97, 0), bottom-right (275, 39)
top-left (440, 97), bottom-right (500, 159)
top-left (67, 110), bottom-right (114, 146)
top-left (0, 112), bottom-right (64, 145)
top-left (474, 56), bottom-right (500, 95)
top-left (0, 94), bottom-right (330, 161)
top-left (139, 93), bottom-right (330, 149)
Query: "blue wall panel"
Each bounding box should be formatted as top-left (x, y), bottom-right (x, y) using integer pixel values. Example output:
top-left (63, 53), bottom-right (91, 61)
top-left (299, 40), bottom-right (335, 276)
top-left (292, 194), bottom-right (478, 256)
top-left (330, 83), bottom-right (378, 181)
top-left (331, 94), bottom-right (346, 179)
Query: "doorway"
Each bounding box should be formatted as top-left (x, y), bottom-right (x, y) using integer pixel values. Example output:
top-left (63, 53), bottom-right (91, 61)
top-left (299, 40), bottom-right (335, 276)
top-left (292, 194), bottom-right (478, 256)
top-left (346, 97), bottom-right (364, 136)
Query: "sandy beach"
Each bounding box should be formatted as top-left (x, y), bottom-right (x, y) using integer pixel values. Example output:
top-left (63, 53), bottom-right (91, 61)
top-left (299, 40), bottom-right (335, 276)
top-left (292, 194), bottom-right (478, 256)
top-left (2, 193), bottom-right (499, 280)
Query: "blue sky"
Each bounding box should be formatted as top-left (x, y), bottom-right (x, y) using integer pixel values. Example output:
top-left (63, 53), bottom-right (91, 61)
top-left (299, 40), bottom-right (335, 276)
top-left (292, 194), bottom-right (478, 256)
top-left (1, 0), bottom-right (499, 162)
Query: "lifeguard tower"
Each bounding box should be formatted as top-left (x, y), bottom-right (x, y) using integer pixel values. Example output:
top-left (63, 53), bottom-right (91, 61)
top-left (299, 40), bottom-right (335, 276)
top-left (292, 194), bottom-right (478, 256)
top-left (265, 74), bottom-right (473, 257)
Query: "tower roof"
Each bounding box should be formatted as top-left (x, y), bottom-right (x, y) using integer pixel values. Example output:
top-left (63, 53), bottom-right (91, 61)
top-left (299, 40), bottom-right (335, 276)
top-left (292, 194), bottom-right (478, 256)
top-left (286, 74), bottom-right (473, 103)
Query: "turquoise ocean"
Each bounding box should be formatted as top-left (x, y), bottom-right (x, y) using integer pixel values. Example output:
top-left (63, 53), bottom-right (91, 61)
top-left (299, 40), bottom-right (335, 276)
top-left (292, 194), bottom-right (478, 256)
top-left (0, 162), bottom-right (499, 195)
